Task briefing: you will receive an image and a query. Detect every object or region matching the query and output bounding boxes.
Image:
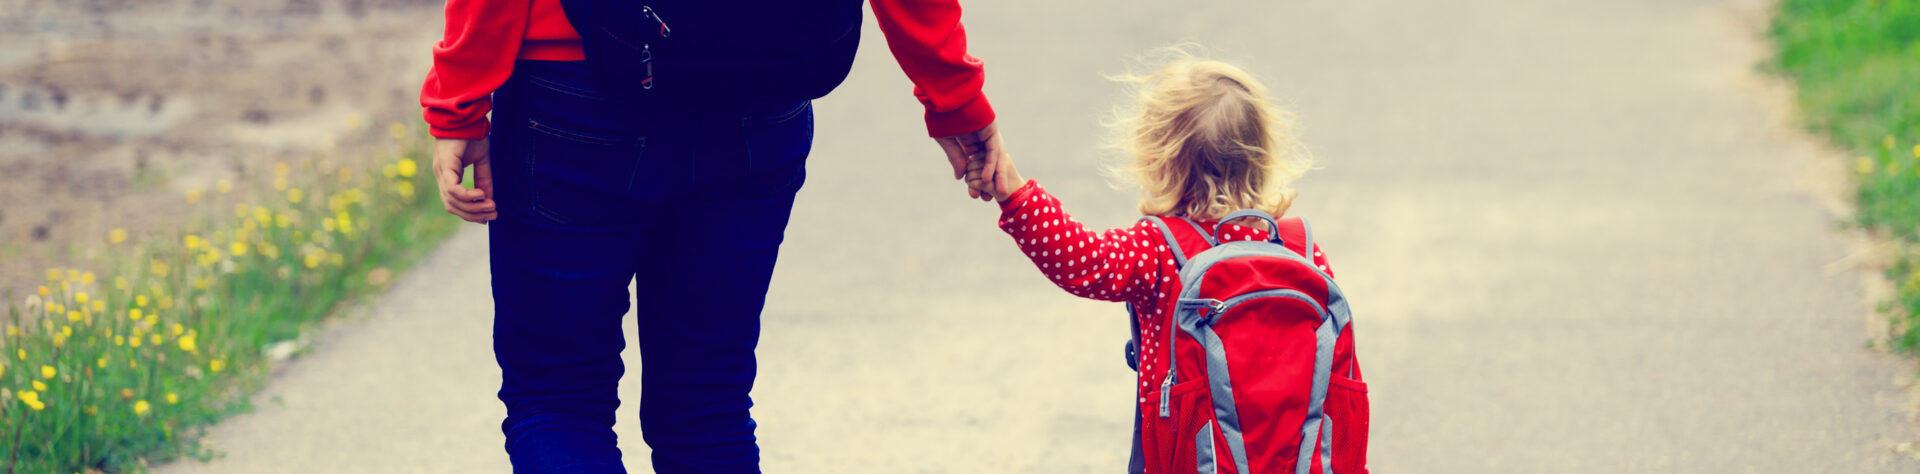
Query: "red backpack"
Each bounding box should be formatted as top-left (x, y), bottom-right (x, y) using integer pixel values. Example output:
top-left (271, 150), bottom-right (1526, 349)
top-left (1126, 210), bottom-right (1369, 474)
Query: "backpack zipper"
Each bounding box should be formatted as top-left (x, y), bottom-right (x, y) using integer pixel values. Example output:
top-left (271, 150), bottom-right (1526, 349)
top-left (640, 5), bottom-right (672, 38)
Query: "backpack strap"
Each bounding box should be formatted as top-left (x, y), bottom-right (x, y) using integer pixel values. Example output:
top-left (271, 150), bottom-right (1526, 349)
top-left (1210, 209), bottom-right (1285, 246)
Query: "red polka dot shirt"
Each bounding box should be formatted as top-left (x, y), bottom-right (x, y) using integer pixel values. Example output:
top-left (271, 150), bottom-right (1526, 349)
top-left (996, 180), bottom-right (1336, 401)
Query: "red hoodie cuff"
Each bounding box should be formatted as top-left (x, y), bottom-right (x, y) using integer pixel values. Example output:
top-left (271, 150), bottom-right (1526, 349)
top-left (428, 117), bottom-right (490, 141)
top-left (924, 94), bottom-right (996, 138)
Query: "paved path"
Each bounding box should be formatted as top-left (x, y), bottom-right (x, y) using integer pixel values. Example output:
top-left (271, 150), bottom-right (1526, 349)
top-left (164, 0), bottom-right (1920, 472)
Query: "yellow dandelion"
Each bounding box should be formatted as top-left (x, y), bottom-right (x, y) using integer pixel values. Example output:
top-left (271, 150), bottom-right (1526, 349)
top-left (274, 176), bottom-right (289, 191)
top-left (74, 292), bottom-right (88, 304)
top-left (0, 364), bottom-right (5, 378)
top-left (20, 391), bottom-right (44, 411)
top-left (288, 187), bottom-right (305, 204)
top-left (166, 393), bottom-right (179, 404)
top-left (218, 179), bottom-right (233, 194)
top-left (304, 253), bottom-right (323, 269)
top-left (133, 400), bottom-right (150, 415)
top-left (60, 326), bottom-right (70, 338)
top-left (40, 365), bottom-right (54, 379)
top-left (81, 272), bottom-right (94, 285)
top-left (115, 276), bottom-right (128, 291)
top-left (186, 188), bottom-right (203, 204)
top-left (323, 217), bottom-right (337, 233)
top-left (210, 360), bottom-right (225, 373)
top-left (184, 234), bottom-right (201, 250)
top-left (396, 181), bottom-right (416, 198)
top-left (97, 357), bottom-right (107, 369)
top-left (37, 285), bottom-right (47, 297)
top-left (136, 295), bottom-right (149, 307)
top-left (396, 159), bottom-right (418, 178)
top-left (130, 308), bottom-right (142, 321)
top-left (178, 333), bottom-right (197, 352)
top-left (389, 122), bottom-right (409, 140)
top-left (46, 268), bottom-right (60, 281)
top-left (66, 311), bottom-right (80, 323)
top-left (381, 163), bottom-right (398, 179)
top-left (120, 388), bottom-right (133, 400)
top-left (66, 268), bottom-right (79, 281)
top-left (91, 300), bottom-right (104, 312)
top-left (232, 241), bottom-right (249, 257)
top-left (114, 336), bottom-right (124, 346)
top-left (150, 334), bottom-right (162, 346)
top-left (31, 381), bottom-right (46, 392)
top-left (84, 405), bottom-right (96, 416)
top-left (275, 161), bottom-right (291, 177)
top-left (130, 335), bottom-right (142, 348)
top-left (275, 212), bottom-right (291, 228)
top-left (51, 335), bottom-right (64, 348)
top-left (15, 349), bottom-right (23, 360)
top-left (159, 295), bottom-right (174, 309)
top-left (110, 228), bottom-right (128, 244)
top-left (170, 323), bottom-right (184, 336)
top-left (150, 259), bottom-right (170, 277)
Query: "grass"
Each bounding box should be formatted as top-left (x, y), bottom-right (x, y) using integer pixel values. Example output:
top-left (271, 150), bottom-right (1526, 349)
top-left (0, 121), bottom-right (460, 472)
top-left (1771, 0), bottom-right (1920, 353)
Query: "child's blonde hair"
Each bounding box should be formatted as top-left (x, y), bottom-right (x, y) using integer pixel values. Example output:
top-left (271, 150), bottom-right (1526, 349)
top-left (1109, 51), bottom-right (1310, 222)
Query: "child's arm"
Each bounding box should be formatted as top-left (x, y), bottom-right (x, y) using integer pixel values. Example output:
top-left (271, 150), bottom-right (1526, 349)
top-left (994, 181), bottom-right (1173, 303)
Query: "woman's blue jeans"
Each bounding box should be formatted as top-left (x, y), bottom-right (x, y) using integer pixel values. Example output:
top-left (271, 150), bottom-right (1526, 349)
top-left (487, 60), bottom-right (811, 473)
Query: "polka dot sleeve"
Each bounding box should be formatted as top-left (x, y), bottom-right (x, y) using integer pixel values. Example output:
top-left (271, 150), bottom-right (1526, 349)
top-left (997, 181), bottom-right (1171, 303)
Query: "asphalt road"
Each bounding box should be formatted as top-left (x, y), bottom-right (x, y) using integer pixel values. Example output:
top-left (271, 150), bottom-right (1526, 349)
top-left (164, 0), bottom-right (1920, 472)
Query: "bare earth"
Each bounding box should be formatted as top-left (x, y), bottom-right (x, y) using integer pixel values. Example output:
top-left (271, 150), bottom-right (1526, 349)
top-left (158, 0), bottom-right (1920, 472)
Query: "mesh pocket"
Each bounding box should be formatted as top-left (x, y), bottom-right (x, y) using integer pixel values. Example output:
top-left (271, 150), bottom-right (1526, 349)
top-left (1142, 379), bottom-right (1215, 474)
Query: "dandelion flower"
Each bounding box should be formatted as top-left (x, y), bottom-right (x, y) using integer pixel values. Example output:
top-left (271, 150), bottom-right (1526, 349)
top-left (130, 336), bottom-right (142, 348)
top-left (184, 235), bottom-right (202, 250)
top-left (218, 179), bottom-right (233, 193)
top-left (31, 381), bottom-right (46, 392)
top-left (397, 159), bottom-right (418, 178)
top-left (323, 218), bottom-right (337, 233)
top-left (396, 181), bottom-right (416, 198)
top-left (232, 241), bottom-right (249, 257)
top-left (40, 365), bottom-right (54, 379)
top-left (305, 253), bottom-right (323, 269)
top-left (67, 311), bottom-right (81, 323)
top-left (288, 188), bottom-right (305, 204)
top-left (110, 228), bottom-right (127, 244)
top-left (75, 292), bottom-right (88, 304)
top-left (46, 269), bottom-right (60, 281)
top-left (134, 400), bottom-right (150, 416)
top-left (97, 357), bottom-right (107, 369)
top-left (186, 188), bottom-right (203, 204)
top-left (171, 323), bottom-right (184, 336)
top-left (121, 388), bottom-right (133, 400)
top-left (136, 295), bottom-right (149, 307)
top-left (60, 326), bottom-right (70, 338)
top-left (91, 301), bottom-right (104, 312)
top-left (166, 393), bottom-right (179, 404)
top-left (81, 272), bottom-right (94, 285)
top-left (150, 260), bottom-right (169, 277)
top-left (114, 336), bottom-right (124, 346)
top-left (20, 391), bottom-right (43, 411)
top-left (37, 286), bottom-right (47, 297)
top-left (130, 308), bottom-right (143, 321)
top-left (0, 364), bottom-right (5, 378)
top-left (210, 360), bottom-right (225, 373)
top-left (150, 334), bottom-right (162, 346)
top-left (178, 333), bottom-right (197, 352)
top-left (275, 161), bottom-right (291, 177)
top-left (274, 176), bottom-right (289, 191)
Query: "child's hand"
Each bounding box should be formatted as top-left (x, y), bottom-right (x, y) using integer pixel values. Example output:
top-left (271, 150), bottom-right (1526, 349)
top-left (965, 152), bottom-right (1023, 202)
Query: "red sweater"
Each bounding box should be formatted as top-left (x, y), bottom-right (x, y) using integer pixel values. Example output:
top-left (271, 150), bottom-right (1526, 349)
top-left (995, 181), bottom-right (1337, 401)
top-left (421, 0), bottom-right (996, 140)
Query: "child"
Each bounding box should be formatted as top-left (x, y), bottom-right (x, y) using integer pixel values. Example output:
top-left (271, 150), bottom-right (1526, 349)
top-left (969, 55), bottom-right (1366, 473)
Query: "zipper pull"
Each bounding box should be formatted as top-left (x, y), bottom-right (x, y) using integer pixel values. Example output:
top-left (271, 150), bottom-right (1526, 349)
top-left (1158, 374), bottom-right (1173, 418)
top-left (640, 45), bottom-right (654, 90)
top-left (641, 5), bottom-right (672, 38)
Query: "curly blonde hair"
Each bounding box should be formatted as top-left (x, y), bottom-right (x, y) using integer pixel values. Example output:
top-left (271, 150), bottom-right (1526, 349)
top-left (1109, 52), bottom-right (1310, 222)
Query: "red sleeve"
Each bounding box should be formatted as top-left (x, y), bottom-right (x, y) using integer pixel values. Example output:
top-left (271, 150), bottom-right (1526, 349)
top-left (997, 181), bottom-right (1175, 303)
top-left (868, 0), bottom-right (996, 138)
top-left (420, 0), bottom-right (531, 140)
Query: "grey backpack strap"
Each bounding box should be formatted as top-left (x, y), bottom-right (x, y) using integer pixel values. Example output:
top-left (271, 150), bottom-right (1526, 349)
top-left (1127, 217), bottom-right (1191, 474)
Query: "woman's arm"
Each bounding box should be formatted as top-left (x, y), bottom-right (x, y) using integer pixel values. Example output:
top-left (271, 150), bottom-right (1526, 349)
top-left (420, 0), bottom-right (534, 140)
top-left (997, 181), bottom-right (1174, 303)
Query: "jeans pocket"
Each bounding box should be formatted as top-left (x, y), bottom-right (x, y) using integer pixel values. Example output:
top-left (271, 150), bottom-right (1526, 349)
top-left (737, 101), bottom-right (813, 195)
top-left (525, 118), bottom-right (647, 227)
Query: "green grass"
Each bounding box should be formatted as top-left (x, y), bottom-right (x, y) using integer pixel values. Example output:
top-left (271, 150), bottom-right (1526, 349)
top-left (1771, 0), bottom-right (1920, 353)
top-left (0, 124), bottom-right (459, 472)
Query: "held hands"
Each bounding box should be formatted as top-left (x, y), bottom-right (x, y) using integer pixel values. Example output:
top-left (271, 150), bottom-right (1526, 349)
top-left (433, 137), bottom-right (497, 223)
top-left (965, 151), bottom-right (1021, 202)
top-left (935, 121), bottom-right (1021, 203)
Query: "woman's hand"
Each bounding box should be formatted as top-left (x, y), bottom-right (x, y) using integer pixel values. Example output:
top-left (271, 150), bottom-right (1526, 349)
top-left (433, 137), bottom-right (497, 223)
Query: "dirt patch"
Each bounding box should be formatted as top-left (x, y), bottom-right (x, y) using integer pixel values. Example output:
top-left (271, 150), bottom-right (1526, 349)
top-left (0, 0), bottom-right (444, 296)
